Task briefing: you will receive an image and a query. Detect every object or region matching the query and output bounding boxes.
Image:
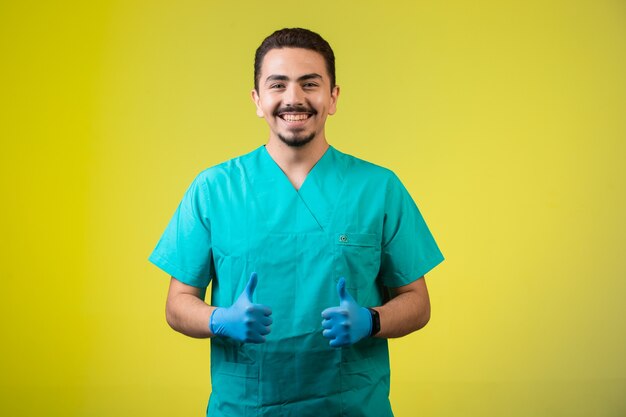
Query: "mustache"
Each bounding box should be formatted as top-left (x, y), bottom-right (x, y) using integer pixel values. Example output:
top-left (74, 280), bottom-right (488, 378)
top-left (273, 106), bottom-right (317, 116)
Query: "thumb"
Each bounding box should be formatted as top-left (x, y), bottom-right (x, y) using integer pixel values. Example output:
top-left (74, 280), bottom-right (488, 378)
top-left (244, 272), bottom-right (258, 301)
top-left (337, 277), bottom-right (348, 303)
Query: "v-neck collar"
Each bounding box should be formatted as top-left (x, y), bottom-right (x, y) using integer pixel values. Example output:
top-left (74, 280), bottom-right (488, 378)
top-left (260, 145), bottom-right (334, 194)
top-left (249, 144), bottom-right (345, 233)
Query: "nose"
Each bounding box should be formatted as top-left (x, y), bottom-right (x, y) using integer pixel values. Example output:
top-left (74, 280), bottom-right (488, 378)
top-left (283, 84), bottom-right (305, 106)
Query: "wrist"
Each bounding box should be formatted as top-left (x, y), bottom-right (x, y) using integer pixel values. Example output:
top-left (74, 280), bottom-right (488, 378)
top-left (366, 307), bottom-right (380, 337)
top-left (209, 307), bottom-right (221, 335)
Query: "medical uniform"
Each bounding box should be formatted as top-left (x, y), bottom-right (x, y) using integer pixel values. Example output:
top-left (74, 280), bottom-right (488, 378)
top-left (149, 145), bottom-right (444, 417)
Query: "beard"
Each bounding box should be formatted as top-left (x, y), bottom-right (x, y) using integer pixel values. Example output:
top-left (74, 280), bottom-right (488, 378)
top-left (277, 131), bottom-right (316, 148)
top-left (273, 104), bottom-right (317, 147)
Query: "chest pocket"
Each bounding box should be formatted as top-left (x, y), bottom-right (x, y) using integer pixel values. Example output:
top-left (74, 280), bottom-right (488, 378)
top-left (333, 233), bottom-right (381, 303)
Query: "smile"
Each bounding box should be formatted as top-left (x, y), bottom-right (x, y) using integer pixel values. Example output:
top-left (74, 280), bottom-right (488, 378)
top-left (279, 113), bottom-right (312, 122)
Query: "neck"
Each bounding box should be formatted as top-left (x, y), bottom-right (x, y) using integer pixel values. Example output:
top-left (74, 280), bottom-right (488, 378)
top-left (265, 135), bottom-right (329, 190)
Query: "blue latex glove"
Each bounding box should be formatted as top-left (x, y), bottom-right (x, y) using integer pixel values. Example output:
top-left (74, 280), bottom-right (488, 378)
top-left (321, 277), bottom-right (372, 348)
top-left (210, 272), bottom-right (272, 343)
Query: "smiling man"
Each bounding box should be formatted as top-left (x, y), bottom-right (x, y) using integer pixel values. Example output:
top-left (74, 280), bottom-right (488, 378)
top-left (149, 28), bottom-right (444, 417)
top-left (253, 47), bottom-right (336, 150)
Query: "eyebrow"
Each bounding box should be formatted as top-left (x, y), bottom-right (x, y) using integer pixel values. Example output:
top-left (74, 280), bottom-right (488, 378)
top-left (264, 73), bottom-right (323, 84)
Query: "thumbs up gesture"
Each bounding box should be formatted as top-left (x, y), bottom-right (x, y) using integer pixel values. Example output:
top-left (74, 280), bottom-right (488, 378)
top-left (210, 272), bottom-right (273, 343)
top-left (321, 277), bottom-right (373, 348)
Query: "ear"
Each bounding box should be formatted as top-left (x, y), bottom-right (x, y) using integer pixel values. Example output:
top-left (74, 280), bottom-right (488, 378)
top-left (251, 89), bottom-right (264, 118)
top-left (328, 85), bottom-right (340, 116)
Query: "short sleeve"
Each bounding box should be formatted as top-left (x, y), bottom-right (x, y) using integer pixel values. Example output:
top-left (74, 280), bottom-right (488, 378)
top-left (148, 173), bottom-right (214, 288)
top-left (379, 174), bottom-right (444, 288)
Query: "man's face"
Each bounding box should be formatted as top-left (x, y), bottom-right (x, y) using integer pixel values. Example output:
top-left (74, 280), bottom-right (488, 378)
top-left (252, 48), bottom-right (339, 148)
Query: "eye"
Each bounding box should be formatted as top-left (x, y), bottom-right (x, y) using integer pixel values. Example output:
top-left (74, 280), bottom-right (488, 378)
top-left (269, 83), bottom-right (285, 89)
top-left (303, 82), bottom-right (318, 88)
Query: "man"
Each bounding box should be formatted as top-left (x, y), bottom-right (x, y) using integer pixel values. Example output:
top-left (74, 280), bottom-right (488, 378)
top-left (149, 28), bottom-right (444, 417)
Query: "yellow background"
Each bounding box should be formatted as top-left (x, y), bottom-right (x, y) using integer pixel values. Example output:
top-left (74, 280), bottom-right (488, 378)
top-left (1, 0), bottom-right (625, 416)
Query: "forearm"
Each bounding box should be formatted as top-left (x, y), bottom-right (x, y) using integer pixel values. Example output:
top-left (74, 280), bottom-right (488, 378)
top-left (372, 279), bottom-right (431, 338)
top-left (166, 291), bottom-right (216, 339)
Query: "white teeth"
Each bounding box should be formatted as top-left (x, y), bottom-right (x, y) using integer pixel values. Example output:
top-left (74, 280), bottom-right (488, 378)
top-left (282, 114), bottom-right (309, 122)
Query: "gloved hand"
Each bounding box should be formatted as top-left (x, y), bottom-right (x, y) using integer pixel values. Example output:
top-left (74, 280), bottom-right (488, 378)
top-left (210, 272), bottom-right (272, 343)
top-left (321, 277), bottom-right (372, 348)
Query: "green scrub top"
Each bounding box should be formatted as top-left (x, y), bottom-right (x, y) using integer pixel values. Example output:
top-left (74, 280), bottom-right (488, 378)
top-left (149, 145), bottom-right (444, 417)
